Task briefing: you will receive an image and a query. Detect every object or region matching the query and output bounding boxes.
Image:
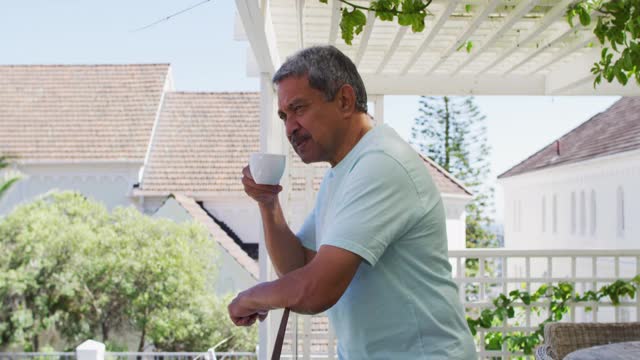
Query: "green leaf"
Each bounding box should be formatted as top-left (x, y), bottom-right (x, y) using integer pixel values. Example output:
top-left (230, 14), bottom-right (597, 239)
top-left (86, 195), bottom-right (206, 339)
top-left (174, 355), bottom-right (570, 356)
top-left (578, 8), bottom-right (591, 26)
top-left (465, 4), bottom-right (472, 13)
top-left (340, 7), bottom-right (367, 45)
top-left (372, 0), bottom-right (397, 21)
top-left (466, 41), bottom-right (473, 53)
top-left (567, 8), bottom-right (576, 27)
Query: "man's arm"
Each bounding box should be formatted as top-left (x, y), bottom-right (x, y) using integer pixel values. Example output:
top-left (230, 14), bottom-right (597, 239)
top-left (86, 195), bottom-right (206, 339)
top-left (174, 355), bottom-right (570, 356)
top-left (242, 165), bottom-right (316, 276)
top-left (228, 245), bottom-right (361, 326)
top-left (259, 199), bottom-right (316, 276)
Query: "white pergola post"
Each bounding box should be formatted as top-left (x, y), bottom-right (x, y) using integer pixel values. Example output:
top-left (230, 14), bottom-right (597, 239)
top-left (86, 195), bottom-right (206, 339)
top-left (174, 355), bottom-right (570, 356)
top-left (235, 1), bottom-right (285, 358)
top-left (257, 72), bottom-right (289, 360)
top-left (371, 94), bottom-right (384, 125)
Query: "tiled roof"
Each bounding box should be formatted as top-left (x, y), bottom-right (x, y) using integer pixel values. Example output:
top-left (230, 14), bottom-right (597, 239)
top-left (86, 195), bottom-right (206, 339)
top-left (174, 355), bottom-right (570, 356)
top-left (172, 194), bottom-right (258, 279)
top-left (0, 64), bottom-right (169, 161)
top-left (141, 92), bottom-right (260, 192)
top-left (499, 97), bottom-right (640, 178)
top-left (420, 155), bottom-right (473, 197)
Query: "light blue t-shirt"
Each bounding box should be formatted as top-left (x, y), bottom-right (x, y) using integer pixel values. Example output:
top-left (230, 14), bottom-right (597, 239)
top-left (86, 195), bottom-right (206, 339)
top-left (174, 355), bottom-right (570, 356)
top-left (297, 125), bottom-right (476, 359)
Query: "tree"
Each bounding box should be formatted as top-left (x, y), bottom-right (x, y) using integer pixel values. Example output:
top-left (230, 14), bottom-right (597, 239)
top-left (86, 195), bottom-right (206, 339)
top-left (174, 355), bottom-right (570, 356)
top-left (320, 0), bottom-right (638, 88)
top-left (0, 192), bottom-right (102, 351)
top-left (0, 191), bottom-right (256, 352)
top-left (567, 0), bottom-right (640, 87)
top-left (411, 96), bottom-right (495, 249)
top-left (148, 294), bottom-right (257, 352)
top-left (0, 155), bottom-right (20, 201)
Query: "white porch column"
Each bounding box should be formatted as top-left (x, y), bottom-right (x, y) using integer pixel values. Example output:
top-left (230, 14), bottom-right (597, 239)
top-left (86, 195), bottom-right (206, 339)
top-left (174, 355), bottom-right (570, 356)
top-left (369, 94), bottom-right (384, 126)
top-left (258, 72), bottom-right (289, 360)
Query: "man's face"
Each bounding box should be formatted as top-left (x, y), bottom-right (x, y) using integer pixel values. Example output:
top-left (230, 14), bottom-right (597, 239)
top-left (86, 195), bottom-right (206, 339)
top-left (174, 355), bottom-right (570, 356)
top-left (277, 75), bottom-right (344, 164)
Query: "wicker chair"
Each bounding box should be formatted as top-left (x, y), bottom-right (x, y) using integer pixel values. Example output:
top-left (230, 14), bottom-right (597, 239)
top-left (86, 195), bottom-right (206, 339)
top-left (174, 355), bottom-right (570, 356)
top-left (535, 322), bottom-right (640, 359)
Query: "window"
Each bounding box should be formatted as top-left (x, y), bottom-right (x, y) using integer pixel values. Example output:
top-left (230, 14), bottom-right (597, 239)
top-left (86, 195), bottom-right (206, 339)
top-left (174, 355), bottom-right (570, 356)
top-left (571, 192), bottom-right (576, 234)
top-left (590, 190), bottom-right (596, 236)
top-left (542, 196), bottom-right (546, 233)
top-left (513, 200), bottom-right (523, 232)
top-left (552, 194), bottom-right (558, 234)
top-left (518, 200), bottom-right (523, 232)
top-left (579, 190), bottom-right (586, 236)
top-left (513, 200), bottom-right (518, 231)
top-left (617, 186), bottom-right (625, 237)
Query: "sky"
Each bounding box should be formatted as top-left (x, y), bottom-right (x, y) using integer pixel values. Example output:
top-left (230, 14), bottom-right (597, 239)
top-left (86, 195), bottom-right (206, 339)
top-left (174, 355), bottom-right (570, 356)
top-left (1, 0), bottom-right (621, 223)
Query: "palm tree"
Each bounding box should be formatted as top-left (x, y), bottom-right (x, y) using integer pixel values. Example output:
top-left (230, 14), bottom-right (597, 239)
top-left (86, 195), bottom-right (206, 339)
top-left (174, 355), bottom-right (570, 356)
top-left (0, 155), bottom-right (20, 200)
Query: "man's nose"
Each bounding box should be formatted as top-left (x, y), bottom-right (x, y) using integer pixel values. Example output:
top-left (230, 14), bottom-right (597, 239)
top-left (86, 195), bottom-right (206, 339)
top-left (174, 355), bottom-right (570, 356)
top-left (285, 118), bottom-right (300, 138)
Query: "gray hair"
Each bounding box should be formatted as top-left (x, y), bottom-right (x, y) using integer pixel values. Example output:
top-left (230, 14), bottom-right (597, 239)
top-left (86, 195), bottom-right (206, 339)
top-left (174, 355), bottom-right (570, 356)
top-left (272, 45), bottom-right (368, 113)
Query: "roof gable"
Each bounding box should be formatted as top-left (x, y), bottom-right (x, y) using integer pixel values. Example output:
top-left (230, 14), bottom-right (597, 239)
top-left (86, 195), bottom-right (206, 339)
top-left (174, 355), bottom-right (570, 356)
top-left (0, 64), bottom-right (170, 162)
top-left (499, 97), bottom-right (640, 178)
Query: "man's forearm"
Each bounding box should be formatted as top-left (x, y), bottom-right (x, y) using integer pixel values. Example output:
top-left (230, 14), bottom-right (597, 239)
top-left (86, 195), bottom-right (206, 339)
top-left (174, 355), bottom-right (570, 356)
top-left (259, 199), bottom-right (308, 276)
top-left (241, 266), bottom-right (329, 315)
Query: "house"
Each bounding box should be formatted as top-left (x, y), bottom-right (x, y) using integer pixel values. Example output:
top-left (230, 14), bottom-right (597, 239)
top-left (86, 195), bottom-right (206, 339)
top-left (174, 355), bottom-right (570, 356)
top-left (0, 64), bottom-right (171, 213)
top-left (498, 97), bottom-right (639, 322)
top-left (499, 97), bottom-right (639, 251)
top-left (0, 64), bottom-right (474, 297)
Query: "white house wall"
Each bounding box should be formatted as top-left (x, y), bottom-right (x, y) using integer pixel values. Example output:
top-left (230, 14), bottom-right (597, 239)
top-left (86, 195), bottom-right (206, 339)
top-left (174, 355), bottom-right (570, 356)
top-left (0, 162), bottom-right (141, 216)
top-left (501, 149), bottom-right (640, 250)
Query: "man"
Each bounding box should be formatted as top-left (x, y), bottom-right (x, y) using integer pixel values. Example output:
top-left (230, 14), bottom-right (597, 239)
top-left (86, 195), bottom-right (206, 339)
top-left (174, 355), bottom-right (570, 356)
top-left (228, 45), bottom-right (476, 359)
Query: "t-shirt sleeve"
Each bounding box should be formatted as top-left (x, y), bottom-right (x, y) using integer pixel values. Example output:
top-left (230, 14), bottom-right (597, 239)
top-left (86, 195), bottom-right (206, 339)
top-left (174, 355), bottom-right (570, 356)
top-left (322, 152), bottom-right (422, 266)
top-left (296, 205), bottom-right (317, 251)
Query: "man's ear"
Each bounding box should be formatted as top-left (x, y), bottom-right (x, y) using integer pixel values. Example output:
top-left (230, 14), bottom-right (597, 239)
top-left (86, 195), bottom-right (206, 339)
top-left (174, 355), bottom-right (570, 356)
top-left (336, 84), bottom-right (356, 114)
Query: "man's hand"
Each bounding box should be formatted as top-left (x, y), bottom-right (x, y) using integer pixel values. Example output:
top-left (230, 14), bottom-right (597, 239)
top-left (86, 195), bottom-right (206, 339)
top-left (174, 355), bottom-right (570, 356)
top-left (228, 289), bottom-right (269, 327)
top-left (242, 165), bottom-right (282, 207)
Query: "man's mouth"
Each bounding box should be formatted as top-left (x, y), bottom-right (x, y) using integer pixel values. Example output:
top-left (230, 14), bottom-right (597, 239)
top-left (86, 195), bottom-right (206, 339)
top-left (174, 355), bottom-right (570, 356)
top-left (291, 135), bottom-right (310, 151)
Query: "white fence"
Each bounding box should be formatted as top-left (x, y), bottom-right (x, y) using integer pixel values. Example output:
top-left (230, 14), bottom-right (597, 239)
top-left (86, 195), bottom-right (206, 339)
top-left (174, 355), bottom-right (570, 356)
top-left (281, 249), bottom-right (640, 359)
top-left (0, 350), bottom-right (256, 360)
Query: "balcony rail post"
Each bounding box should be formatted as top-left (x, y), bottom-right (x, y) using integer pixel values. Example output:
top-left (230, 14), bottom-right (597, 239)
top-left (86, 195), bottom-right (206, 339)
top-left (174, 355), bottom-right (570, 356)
top-left (76, 340), bottom-right (105, 360)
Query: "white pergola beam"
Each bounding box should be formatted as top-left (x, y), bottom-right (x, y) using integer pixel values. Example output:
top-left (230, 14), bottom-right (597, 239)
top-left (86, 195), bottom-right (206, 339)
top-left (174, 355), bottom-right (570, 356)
top-left (400, 0), bottom-right (460, 75)
top-left (328, 0), bottom-right (341, 45)
top-left (354, 10), bottom-right (376, 67)
top-left (426, 0), bottom-right (501, 75)
top-left (452, 0), bottom-right (540, 75)
top-left (529, 35), bottom-right (595, 75)
top-left (555, 77), bottom-right (640, 95)
top-left (375, 26), bottom-right (408, 74)
top-left (503, 25), bottom-right (582, 75)
top-left (478, 0), bottom-right (574, 75)
top-left (235, 0), bottom-right (281, 74)
top-left (296, 0), bottom-right (305, 49)
top-left (545, 48), bottom-right (600, 94)
top-left (362, 74), bottom-right (546, 95)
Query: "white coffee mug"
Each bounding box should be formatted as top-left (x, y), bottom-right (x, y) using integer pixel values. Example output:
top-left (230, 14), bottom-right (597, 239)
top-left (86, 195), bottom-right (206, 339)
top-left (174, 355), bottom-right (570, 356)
top-left (249, 153), bottom-right (286, 185)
